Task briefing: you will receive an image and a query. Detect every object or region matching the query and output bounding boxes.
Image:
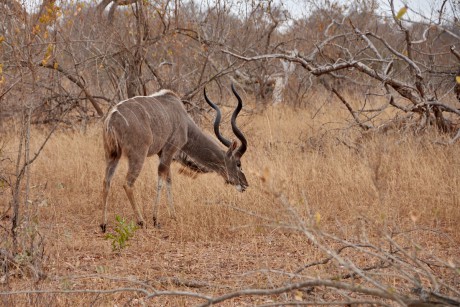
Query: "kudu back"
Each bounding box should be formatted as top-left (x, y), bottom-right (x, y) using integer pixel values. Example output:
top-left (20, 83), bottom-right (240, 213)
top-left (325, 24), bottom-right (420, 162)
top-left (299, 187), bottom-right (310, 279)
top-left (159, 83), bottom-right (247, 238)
top-left (101, 85), bottom-right (248, 232)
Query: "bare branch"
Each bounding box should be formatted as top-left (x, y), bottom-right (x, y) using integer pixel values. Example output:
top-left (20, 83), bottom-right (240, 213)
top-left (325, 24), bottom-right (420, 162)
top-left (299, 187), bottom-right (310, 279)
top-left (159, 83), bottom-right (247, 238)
top-left (330, 85), bottom-right (372, 131)
top-left (427, 101), bottom-right (460, 116)
top-left (451, 46), bottom-right (460, 62)
top-left (37, 62), bottom-right (104, 116)
top-left (366, 33), bottom-right (422, 77)
top-left (197, 279), bottom-right (410, 307)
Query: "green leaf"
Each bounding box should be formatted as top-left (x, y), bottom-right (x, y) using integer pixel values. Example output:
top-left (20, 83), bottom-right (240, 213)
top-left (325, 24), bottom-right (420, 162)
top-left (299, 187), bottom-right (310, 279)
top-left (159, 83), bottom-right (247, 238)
top-left (104, 215), bottom-right (138, 251)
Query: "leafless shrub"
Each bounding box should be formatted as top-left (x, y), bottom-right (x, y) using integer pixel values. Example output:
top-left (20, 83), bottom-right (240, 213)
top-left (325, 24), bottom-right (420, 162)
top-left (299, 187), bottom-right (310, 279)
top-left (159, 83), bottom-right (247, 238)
top-left (224, 0), bottom-right (460, 138)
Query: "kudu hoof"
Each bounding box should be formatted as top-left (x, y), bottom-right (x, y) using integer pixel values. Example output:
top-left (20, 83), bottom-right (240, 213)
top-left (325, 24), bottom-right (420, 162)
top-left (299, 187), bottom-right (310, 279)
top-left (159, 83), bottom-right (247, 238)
top-left (153, 217), bottom-right (161, 229)
top-left (100, 223), bottom-right (107, 233)
top-left (137, 221), bottom-right (145, 228)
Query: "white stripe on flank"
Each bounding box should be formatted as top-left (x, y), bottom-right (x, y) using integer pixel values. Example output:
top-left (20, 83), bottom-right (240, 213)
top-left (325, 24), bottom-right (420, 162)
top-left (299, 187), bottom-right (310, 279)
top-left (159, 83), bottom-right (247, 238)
top-left (106, 106), bottom-right (130, 127)
top-left (133, 101), bottom-right (151, 119)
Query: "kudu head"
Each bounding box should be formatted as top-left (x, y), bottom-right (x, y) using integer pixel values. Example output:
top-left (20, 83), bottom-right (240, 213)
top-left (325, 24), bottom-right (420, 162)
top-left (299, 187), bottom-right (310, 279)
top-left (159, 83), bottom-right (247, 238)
top-left (204, 84), bottom-right (248, 192)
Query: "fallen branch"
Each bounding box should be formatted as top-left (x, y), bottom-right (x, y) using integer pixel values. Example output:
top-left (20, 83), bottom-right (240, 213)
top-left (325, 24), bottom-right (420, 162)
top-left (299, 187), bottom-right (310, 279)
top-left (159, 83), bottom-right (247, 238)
top-left (330, 86), bottom-right (372, 131)
top-left (197, 279), bottom-right (409, 307)
top-left (154, 277), bottom-right (225, 289)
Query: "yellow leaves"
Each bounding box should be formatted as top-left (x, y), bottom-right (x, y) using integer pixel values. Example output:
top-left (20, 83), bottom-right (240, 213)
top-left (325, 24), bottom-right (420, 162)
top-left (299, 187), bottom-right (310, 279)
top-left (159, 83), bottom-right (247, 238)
top-left (74, 3), bottom-right (84, 16)
top-left (396, 5), bottom-right (408, 20)
top-left (314, 212), bottom-right (321, 226)
top-left (53, 62), bottom-right (59, 70)
top-left (0, 36), bottom-right (4, 44)
top-left (47, 4), bottom-right (62, 18)
top-left (39, 2), bottom-right (61, 25)
top-left (39, 14), bottom-right (51, 24)
top-left (46, 43), bottom-right (54, 54)
top-left (456, 76), bottom-right (460, 84)
top-left (294, 290), bottom-right (303, 301)
top-left (74, 7), bottom-right (82, 16)
top-left (42, 44), bottom-right (55, 66)
top-left (32, 24), bottom-right (41, 35)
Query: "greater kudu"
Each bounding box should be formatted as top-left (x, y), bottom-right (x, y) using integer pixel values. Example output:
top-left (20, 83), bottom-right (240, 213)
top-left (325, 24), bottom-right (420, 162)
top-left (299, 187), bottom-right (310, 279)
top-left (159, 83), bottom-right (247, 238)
top-left (101, 85), bottom-right (248, 232)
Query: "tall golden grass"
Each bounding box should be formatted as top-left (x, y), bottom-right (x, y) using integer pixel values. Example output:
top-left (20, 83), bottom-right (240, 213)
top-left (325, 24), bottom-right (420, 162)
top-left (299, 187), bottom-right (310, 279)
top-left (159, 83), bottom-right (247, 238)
top-left (1, 99), bottom-right (459, 305)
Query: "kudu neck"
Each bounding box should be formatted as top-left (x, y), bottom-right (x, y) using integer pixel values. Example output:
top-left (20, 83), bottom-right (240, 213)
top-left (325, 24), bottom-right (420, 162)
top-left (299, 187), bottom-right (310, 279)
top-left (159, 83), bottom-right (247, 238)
top-left (182, 122), bottom-right (227, 173)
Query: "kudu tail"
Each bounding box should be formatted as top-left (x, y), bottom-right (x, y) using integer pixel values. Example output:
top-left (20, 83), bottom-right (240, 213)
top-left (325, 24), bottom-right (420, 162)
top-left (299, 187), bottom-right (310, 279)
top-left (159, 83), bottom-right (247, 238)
top-left (103, 113), bottom-right (122, 160)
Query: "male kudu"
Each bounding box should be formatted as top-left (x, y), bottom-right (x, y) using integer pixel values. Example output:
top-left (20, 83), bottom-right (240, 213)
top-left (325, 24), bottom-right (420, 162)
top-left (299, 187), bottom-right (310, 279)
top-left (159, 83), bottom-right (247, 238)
top-left (100, 85), bottom-right (248, 232)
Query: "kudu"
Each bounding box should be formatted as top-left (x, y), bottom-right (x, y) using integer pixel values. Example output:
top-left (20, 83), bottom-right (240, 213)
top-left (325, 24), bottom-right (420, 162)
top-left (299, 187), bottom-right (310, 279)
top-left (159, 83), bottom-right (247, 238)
top-left (101, 84), bottom-right (248, 232)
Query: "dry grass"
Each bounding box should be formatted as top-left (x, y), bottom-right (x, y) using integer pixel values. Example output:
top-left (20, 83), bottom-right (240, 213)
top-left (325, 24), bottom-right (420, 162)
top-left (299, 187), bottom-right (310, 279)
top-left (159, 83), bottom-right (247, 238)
top-left (1, 100), bottom-right (459, 305)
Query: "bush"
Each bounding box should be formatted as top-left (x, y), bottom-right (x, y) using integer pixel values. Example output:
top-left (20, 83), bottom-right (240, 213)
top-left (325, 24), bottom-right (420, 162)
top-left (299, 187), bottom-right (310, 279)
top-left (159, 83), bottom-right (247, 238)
top-left (104, 215), bottom-right (139, 252)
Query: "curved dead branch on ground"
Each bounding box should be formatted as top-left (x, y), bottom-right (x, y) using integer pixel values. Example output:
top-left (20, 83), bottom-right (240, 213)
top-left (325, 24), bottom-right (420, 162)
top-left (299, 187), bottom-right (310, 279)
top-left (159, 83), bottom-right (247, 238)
top-left (2, 209), bottom-right (458, 306)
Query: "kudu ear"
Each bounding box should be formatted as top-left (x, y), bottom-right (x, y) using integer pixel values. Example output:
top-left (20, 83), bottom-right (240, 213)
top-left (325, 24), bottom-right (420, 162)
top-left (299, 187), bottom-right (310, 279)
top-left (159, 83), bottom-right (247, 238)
top-left (226, 140), bottom-right (238, 157)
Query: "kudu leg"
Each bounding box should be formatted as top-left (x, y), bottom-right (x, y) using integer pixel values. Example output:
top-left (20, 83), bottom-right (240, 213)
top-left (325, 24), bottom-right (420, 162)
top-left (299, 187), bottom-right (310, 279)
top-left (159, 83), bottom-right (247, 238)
top-left (152, 177), bottom-right (163, 227)
top-left (123, 156), bottom-right (147, 228)
top-left (153, 148), bottom-right (178, 227)
top-left (101, 157), bottom-right (120, 232)
top-left (165, 175), bottom-right (175, 220)
top-left (153, 171), bottom-right (176, 227)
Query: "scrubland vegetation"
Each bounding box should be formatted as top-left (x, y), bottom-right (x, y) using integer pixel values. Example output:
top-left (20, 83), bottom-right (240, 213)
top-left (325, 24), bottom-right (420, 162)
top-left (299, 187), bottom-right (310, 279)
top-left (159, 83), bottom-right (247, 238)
top-left (1, 97), bottom-right (459, 305)
top-left (1, 0), bottom-right (460, 305)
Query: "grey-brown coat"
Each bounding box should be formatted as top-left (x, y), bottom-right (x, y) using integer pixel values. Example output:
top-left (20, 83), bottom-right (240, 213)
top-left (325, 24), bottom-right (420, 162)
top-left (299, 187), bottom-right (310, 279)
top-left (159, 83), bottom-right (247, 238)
top-left (101, 85), bottom-right (248, 232)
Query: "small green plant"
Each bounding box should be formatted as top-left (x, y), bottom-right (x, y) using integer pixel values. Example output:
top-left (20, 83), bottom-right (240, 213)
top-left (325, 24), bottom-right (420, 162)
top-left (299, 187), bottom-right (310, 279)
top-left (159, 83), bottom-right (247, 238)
top-left (105, 215), bottom-right (139, 252)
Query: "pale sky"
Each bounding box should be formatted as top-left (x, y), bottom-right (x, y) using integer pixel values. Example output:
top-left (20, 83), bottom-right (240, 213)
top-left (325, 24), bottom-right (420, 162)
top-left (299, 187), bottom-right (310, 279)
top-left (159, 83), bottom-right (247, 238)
top-left (281, 0), bottom-right (445, 21)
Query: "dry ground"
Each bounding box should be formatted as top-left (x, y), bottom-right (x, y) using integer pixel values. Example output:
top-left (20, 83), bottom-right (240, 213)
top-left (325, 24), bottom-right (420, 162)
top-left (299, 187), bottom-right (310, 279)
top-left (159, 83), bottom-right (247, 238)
top-left (1, 100), bottom-right (459, 305)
